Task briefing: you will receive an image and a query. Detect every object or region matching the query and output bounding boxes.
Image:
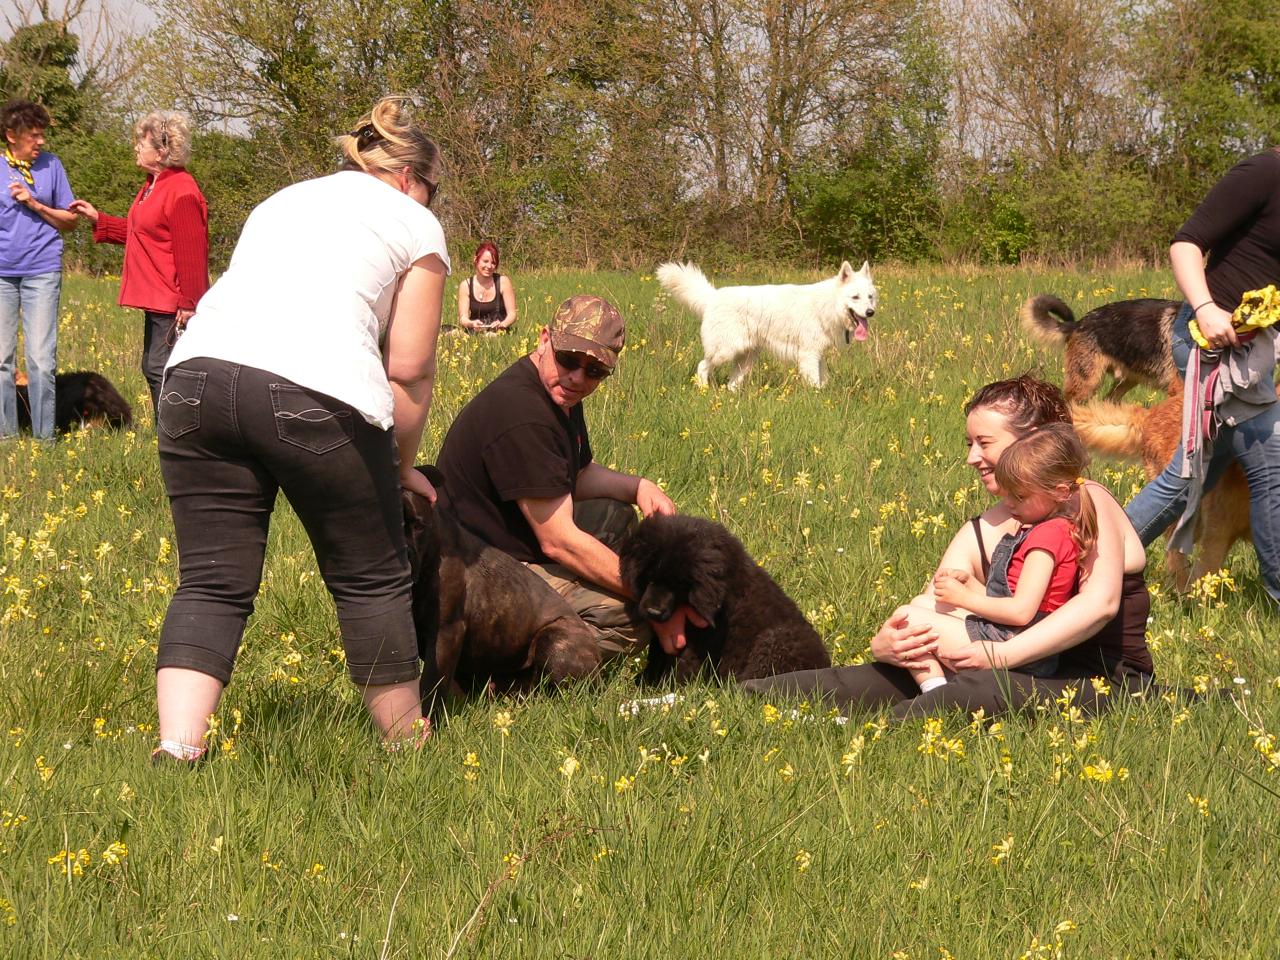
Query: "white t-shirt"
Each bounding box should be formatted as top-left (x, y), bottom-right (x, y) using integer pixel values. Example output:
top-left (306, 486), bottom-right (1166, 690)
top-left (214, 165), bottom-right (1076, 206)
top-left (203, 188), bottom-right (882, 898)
top-left (167, 170), bottom-right (450, 429)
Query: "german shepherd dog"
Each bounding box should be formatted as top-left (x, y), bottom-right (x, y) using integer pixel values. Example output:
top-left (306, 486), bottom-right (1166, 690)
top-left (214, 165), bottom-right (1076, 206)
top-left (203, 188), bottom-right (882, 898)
top-left (1020, 294), bottom-right (1180, 402)
top-left (15, 370), bottom-right (133, 433)
top-left (1072, 385), bottom-right (1258, 590)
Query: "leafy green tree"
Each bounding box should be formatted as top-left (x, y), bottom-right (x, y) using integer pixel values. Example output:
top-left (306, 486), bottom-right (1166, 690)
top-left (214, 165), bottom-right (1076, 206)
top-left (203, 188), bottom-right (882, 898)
top-left (1137, 0), bottom-right (1280, 229)
top-left (0, 20), bottom-right (87, 127)
top-left (788, 7), bottom-right (947, 262)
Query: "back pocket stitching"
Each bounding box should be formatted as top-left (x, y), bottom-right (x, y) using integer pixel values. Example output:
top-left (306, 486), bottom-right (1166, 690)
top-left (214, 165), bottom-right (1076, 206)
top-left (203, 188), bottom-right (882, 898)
top-left (159, 369), bottom-right (205, 439)
top-left (270, 384), bottom-right (353, 455)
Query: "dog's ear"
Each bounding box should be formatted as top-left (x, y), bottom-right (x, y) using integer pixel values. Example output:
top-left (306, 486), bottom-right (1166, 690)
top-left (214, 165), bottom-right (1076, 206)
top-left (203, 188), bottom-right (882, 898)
top-left (688, 581), bottom-right (723, 629)
top-left (838, 261), bottom-right (854, 283)
top-left (402, 485), bottom-right (433, 528)
top-left (417, 464), bottom-right (446, 490)
top-left (859, 260), bottom-right (870, 275)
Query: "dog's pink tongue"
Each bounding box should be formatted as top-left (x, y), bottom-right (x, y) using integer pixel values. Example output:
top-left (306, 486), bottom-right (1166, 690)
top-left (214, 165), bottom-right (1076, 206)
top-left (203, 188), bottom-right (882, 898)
top-left (853, 318), bottom-right (869, 341)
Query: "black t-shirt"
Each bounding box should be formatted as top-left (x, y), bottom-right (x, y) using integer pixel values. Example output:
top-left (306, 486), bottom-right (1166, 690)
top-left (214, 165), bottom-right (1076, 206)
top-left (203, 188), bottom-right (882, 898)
top-left (435, 356), bottom-right (593, 563)
top-left (1174, 149), bottom-right (1280, 311)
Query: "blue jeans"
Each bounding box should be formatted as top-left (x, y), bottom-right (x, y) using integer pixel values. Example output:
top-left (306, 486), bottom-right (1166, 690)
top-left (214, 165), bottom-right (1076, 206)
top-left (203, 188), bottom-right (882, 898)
top-left (1125, 301), bottom-right (1280, 602)
top-left (0, 271), bottom-right (61, 439)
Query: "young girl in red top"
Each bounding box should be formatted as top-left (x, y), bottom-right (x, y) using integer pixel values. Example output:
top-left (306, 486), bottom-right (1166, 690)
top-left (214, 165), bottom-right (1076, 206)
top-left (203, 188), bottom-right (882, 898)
top-left (909, 423), bottom-right (1098, 690)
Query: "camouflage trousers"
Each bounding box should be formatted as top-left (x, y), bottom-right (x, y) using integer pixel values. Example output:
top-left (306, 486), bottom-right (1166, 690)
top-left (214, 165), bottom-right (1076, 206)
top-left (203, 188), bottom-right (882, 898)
top-left (526, 498), bottom-right (654, 662)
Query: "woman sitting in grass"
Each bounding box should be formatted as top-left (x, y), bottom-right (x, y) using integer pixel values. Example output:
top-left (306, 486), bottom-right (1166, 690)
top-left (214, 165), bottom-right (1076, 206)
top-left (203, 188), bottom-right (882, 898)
top-left (740, 374), bottom-right (1155, 719)
top-left (906, 423), bottom-right (1095, 692)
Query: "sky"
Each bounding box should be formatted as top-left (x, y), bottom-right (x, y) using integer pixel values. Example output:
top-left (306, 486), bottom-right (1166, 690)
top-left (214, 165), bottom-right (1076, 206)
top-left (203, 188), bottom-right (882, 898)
top-left (0, 0), bottom-right (155, 52)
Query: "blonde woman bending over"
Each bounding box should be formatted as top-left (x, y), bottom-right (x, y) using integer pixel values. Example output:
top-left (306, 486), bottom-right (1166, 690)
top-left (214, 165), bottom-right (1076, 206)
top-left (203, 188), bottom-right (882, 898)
top-left (148, 97), bottom-right (449, 762)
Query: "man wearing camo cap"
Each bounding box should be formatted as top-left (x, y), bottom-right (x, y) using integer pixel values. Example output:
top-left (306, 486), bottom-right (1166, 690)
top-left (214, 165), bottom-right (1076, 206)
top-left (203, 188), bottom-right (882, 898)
top-left (434, 293), bottom-right (683, 660)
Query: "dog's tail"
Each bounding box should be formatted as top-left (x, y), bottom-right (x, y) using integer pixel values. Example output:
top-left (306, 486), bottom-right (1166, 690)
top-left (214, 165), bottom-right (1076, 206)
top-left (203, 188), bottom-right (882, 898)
top-left (78, 372), bottom-right (134, 429)
top-left (1019, 294), bottom-right (1076, 347)
top-left (1070, 399), bottom-right (1147, 461)
top-left (656, 262), bottom-right (717, 316)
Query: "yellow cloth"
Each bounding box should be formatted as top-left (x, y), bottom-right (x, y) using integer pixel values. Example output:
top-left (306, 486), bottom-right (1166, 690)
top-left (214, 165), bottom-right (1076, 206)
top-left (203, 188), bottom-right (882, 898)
top-left (4, 147), bottom-right (33, 187)
top-left (1189, 285), bottom-right (1280, 348)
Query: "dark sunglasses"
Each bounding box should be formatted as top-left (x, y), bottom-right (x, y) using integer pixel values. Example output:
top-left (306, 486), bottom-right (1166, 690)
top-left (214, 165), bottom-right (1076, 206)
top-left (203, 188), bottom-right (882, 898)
top-left (554, 350), bottom-right (612, 380)
top-left (423, 178), bottom-right (438, 208)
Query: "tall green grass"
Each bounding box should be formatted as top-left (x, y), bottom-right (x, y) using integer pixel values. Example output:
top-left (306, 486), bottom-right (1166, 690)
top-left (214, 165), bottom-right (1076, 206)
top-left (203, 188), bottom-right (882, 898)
top-left (2, 268), bottom-right (1278, 958)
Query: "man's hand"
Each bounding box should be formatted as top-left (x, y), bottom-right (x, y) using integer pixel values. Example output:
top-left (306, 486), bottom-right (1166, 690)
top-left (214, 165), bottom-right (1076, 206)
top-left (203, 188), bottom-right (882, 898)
top-left (9, 181), bottom-right (31, 205)
top-left (636, 478), bottom-right (675, 517)
top-left (651, 603), bottom-right (709, 655)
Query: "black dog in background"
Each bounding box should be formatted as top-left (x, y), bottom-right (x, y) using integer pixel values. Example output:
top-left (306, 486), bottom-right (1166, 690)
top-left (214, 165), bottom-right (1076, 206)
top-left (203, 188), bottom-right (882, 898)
top-left (16, 370), bottom-right (133, 433)
top-left (620, 514), bottom-right (831, 684)
top-left (402, 465), bottom-right (601, 711)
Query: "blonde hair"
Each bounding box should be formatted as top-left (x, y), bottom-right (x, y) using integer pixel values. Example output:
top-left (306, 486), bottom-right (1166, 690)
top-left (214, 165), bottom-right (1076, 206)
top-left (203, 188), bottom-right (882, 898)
top-left (337, 96), bottom-right (440, 190)
top-left (995, 423), bottom-right (1098, 560)
top-left (135, 111), bottom-right (192, 167)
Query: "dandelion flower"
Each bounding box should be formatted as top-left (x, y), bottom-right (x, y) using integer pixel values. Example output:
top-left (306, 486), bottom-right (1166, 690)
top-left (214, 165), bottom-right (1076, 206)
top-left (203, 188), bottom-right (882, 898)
top-left (990, 834), bottom-right (1014, 866)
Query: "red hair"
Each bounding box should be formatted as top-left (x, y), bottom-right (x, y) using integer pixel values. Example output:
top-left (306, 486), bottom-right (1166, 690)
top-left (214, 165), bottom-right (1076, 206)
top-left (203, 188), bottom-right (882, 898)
top-left (473, 241), bottom-right (500, 268)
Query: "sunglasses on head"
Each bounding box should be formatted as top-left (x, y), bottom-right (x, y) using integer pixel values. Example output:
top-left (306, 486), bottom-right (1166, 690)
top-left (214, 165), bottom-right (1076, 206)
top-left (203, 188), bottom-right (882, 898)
top-left (553, 349), bottom-right (612, 380)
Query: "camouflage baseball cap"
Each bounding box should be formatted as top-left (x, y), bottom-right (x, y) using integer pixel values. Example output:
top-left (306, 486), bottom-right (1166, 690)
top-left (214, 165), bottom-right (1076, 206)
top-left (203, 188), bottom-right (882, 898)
top-left (549, 295), bottom-right (625, 367)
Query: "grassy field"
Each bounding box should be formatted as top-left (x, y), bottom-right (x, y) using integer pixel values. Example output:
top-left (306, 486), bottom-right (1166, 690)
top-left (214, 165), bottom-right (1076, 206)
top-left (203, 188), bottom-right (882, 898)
top-left (3, 267), bottom-right (1279, 958)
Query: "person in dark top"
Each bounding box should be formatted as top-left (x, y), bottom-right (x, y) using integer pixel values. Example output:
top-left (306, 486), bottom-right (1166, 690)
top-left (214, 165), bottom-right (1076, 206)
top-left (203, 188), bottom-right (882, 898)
top-left (1125, 149), bottom-right (1280, 603)
top-left (738, 375), bottom-right (1155, 720)
top-left (454, 240), bottom-right (516, 332)
top-left (435, 294), bottom-right (697, 659)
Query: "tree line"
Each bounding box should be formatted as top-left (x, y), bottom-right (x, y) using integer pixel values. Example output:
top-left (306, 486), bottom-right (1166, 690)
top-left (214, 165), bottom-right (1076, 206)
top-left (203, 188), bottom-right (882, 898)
top-left (4, 0), bottom-right (1279, 273)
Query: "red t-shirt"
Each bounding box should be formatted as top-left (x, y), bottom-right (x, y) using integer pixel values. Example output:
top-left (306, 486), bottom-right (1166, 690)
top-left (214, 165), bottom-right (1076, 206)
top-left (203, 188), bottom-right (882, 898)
top-left (1006, 517), bottom-right (1080, 613)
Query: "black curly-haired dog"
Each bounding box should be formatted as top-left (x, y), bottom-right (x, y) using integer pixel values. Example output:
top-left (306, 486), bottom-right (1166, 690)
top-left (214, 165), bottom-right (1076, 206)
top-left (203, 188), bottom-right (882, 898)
top-left (619, 514), bottom-right (831, 684)
top-left (16, 370), bottom-right (133, 433)
top-left (402, 466), bottom-right (601, 710)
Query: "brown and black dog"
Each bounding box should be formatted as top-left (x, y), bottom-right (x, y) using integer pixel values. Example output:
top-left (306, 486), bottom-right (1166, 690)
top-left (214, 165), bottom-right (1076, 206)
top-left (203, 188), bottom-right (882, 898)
top-left (15, 370), bottom-right (133, 433)
top-left (1072, 385), bottom-right (1259, 590)
top-left (402, 466), bottom-right (600, 711)
top-left (1021, 294), bottom-right (1179, 402)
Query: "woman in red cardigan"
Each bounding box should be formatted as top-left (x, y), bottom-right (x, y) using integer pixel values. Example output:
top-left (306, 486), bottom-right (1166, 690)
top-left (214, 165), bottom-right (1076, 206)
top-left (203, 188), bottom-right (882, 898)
top-left (71, 111), bottom-right (209, 416)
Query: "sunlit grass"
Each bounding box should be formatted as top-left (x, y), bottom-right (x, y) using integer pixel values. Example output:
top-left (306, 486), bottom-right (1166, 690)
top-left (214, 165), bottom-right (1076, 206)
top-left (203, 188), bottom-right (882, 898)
top-left (1, 268), bottom-right (1278, 957)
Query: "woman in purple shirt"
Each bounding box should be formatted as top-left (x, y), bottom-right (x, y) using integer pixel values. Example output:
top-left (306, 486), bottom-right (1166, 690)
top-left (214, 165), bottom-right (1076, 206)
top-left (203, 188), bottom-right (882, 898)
top-left (1, 99), bottom-right (77, 439)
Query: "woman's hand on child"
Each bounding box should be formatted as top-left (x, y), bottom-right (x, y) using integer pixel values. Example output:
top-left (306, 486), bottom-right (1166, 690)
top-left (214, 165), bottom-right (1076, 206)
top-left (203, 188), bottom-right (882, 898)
top-left (939, 641), bottom-right (996, 672)
top-left (871, 610), bottom-right (939, 667)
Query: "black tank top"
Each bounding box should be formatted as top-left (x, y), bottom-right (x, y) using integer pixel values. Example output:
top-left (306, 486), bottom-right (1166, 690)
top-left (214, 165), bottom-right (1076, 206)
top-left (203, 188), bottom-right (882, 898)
top-left (468, 274), bottom-right (506, 323)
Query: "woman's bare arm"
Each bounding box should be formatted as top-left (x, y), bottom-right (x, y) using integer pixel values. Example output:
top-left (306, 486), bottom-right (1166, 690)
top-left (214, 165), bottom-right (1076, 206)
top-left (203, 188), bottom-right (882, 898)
top-left (942, 483), bottom-right (1132, 669)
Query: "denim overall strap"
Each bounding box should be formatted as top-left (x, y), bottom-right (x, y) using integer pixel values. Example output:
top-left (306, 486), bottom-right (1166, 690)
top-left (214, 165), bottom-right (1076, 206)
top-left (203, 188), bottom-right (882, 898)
top-left (984, 526), bottom-right (1033, 599)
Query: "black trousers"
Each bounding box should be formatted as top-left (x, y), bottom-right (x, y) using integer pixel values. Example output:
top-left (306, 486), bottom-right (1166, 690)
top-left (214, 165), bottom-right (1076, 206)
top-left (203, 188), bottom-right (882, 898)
top-left (156, 358), bottom-right (418, 687)
top-left (142, 310), bottom-right (180, 416)
top-left (742, 662), bottom-right (1153, 721)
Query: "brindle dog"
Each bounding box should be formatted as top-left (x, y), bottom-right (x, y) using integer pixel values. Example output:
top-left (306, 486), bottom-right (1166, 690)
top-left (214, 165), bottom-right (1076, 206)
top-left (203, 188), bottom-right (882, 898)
top-left (402, 466), bottom-right (601, 711)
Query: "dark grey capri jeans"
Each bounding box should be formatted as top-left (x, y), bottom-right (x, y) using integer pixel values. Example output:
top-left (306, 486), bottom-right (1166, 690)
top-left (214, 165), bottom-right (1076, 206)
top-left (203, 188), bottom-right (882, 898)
top-left (156, 358), bottom-right (419, 687)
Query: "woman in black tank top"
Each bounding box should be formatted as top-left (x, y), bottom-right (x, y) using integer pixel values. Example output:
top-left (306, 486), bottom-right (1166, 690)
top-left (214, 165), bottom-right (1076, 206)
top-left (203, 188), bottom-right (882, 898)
top-left (456, 240), bottom-right (516, 333)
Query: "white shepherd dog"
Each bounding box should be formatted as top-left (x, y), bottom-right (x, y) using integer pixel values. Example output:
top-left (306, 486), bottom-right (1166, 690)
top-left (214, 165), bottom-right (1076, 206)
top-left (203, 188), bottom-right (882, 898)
top-left (656, 261), bottom-right (877, 389)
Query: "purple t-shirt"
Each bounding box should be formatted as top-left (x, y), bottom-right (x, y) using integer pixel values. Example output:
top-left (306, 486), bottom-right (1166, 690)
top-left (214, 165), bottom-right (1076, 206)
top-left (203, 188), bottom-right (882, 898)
top-left (0, 151), bottom-right (74, 277)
